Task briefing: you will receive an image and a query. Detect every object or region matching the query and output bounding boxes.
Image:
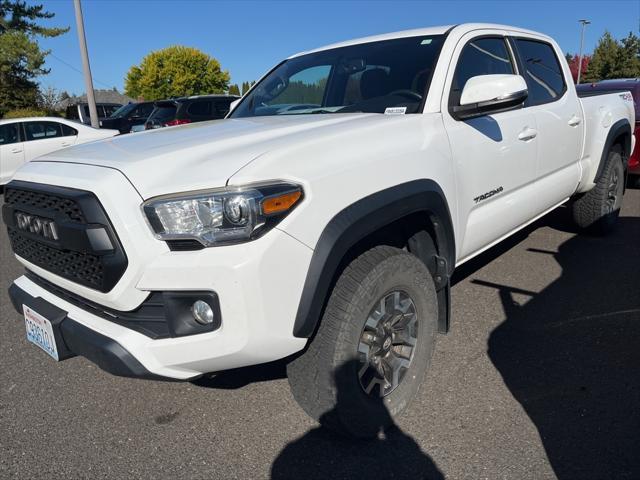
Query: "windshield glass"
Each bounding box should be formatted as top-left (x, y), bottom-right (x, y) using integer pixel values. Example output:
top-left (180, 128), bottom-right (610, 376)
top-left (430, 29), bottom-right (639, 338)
top-left (109, 103), bottom-right (136, 118)
top-left (231, 35), bottom-right (445, 118)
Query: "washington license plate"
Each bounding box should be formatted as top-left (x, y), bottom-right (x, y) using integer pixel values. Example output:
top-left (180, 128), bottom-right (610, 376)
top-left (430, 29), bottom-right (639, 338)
top-left (24, 305), bottom-right (59, 361)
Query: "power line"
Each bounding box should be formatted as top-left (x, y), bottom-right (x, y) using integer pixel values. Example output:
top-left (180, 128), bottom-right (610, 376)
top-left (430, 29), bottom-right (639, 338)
top-left (47, 52), bottom-right (114, 90)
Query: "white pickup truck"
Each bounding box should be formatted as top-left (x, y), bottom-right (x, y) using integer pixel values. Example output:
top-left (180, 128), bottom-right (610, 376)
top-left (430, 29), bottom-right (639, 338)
top-left (4, 23), bottom-right (635, 437)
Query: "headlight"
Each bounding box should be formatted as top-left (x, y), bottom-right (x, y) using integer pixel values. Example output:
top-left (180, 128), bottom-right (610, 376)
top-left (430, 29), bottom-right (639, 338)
top-left (142, 182), bottom-right (303, 247)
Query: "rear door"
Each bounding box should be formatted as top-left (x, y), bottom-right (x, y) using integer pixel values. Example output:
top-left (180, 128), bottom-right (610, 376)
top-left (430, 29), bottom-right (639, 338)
top-left (0, 122), bottom-right (25, 184)
top-left (441, 31), bottom-right (538, 261)
top-left (510, 36), bottom-right (582, 206)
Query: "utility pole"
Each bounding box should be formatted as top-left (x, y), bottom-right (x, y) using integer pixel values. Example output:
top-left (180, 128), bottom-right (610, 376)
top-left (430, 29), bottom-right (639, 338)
top-left (577, 19), bottom-right (591, 85)
top-left (73, 0), bottom-right (99, 128)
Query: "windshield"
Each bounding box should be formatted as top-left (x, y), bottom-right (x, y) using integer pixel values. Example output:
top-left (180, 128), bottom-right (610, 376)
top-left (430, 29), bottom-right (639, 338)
top-left (109, 103), bottom-right (136, 118)
top-left (231, 35), bottom-right (445, 118)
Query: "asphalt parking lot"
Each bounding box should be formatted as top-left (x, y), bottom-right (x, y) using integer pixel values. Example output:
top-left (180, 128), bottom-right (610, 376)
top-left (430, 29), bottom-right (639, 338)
top-left (1, 188), bottom-right (639, 480)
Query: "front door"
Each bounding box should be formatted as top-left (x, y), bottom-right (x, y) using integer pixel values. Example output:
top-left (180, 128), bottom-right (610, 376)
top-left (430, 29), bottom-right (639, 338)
top-left (441, 32), bottom-right (538, 262)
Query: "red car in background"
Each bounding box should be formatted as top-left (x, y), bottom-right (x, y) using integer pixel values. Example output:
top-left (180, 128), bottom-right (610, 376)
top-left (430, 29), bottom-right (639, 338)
top-left (577, 78), bottom-right (640, 184)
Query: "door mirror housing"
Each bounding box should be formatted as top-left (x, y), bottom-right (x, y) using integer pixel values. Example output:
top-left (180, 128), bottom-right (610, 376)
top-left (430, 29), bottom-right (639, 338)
top-left (453, 74), bottom-right (528, 120)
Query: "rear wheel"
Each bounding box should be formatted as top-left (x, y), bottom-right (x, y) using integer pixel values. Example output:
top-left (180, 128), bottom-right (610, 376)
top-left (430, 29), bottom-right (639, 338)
top-left (572, 146), bottom-right (625, 234)
top-left (287, 246), bottom-right (438, 437)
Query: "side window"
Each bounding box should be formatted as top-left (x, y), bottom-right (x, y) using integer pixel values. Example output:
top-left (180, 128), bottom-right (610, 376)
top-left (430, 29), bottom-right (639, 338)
top-left (135, 104), bottom-right (154, 118)
top-left (450, 37), bottom-right (514, 106)
top-left (60, 124), bottom-right (78, 136)
top-left (24, 121), bottom-right (62, 141)
top-left (0, 123), bottom-right (21, 145)
top-left (515, 39), bottom-right (566, 105)
top-left (187, 100), bottom-right (212, 116)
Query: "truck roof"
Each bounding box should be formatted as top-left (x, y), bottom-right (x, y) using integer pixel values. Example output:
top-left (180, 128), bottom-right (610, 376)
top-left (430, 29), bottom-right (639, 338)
top-left (289, 23), bottom-right (548, 58)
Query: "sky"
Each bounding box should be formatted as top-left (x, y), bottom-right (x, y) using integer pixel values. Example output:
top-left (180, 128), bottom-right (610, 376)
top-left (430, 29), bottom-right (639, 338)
top-left (36, 0), bottom-right (640, 95)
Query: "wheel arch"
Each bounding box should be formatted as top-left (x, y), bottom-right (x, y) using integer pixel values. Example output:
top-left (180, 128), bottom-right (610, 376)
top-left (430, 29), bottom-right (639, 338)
top-left (292, 179), bottom-right (455, 338)
top-left (595, 119), bottom-right (632, 183)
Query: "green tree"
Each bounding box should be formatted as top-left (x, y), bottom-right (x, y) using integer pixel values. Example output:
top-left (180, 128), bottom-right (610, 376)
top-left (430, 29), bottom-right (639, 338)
top-left (615, 32), bottom-right (640, 78)
top-left (0, 1), bottom-right (68, 116)
top-left (124, 46), bottom-right (230, 100)
top-left (583, 31), bottom-right (640, 82)
top-left (229, 83), bottom-right (240, 96)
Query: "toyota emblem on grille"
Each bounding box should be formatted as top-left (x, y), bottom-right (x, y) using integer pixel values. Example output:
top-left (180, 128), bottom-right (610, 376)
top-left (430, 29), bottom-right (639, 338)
top-left (15, 212), bottom-right (59, 241)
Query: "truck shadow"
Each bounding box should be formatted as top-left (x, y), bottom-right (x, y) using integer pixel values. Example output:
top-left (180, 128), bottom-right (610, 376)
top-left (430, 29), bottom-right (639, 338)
top-left (270, 359), bottom-right (444, 480)
top-left (479, 216), bottom-right (640, 479)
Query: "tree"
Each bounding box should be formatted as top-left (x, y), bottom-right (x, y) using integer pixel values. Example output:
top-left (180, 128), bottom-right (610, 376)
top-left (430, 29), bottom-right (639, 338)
top-left (615, 32), bottom-right (640, 78)
top-left (37, 85), bottom-right (62, 112)
top-left (0, 1), bottom-right (68, 116)
top-left (229, 83), bottom-right (240, 96)
top-left (124, 46), bottom-right (230, 100)
top-left (583, 31), bottom-right (640, 82)
top-left (566, 54), bottom-right (591, 84)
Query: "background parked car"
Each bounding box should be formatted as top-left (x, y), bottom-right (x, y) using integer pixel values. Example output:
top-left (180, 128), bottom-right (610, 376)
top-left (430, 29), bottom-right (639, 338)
top-left (99, 101), bottom-right (155, 134)
top-left (577, 78), bottom-right (640, 183)
top-left (144, 94), bottom-right (239, 130)
top-left (0, 117), bottom-right (118, 187)
top-left (65, 102), bottom-right (122, 125)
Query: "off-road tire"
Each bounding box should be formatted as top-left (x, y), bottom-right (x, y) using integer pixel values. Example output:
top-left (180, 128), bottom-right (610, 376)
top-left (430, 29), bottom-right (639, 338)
top-left (287, 246), bottom-right (438, 438)
top-left (572, 146), bottom-right (625, 234)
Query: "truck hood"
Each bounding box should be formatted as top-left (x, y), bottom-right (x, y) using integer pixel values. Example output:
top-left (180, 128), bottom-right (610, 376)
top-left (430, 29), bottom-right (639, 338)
top-left (36, 114), bottom-right (380, 199)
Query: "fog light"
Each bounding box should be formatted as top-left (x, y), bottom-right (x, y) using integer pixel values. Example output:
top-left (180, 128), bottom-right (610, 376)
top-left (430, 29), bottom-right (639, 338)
top-left (191, 300), bottom-right (214, 325)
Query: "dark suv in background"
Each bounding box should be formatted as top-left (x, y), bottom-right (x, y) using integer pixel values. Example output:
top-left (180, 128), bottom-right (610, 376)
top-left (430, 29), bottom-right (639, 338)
top-left (100, 101), bottom-right (155, 134)
top-left (65, 103), bottom-right (122, 125)
top-left (144, 94), bottom-right (239, 130)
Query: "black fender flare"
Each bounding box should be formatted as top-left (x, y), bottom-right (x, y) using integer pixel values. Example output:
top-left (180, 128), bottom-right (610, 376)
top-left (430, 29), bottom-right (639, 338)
top-left (594, 119), bottom-right (632, 182)
top-left (293, 179), bottom-right (456, 338)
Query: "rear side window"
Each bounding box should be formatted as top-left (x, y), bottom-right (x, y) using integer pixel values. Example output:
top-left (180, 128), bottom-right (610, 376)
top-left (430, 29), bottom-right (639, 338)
top-left (515, 39), bottom-right (566, 106)
top-left (148, 105), bottom-right (177, 123)
top-left (0, 123), bottom-right (21, 145)
top-left (450, 37), bottom-right (514, 106)
top-left (60, 124), bottom-right (78, 136)
top-left (24, 121), bottom-right (62, 141)
top-left (187, 100), bottom-right (212, 116)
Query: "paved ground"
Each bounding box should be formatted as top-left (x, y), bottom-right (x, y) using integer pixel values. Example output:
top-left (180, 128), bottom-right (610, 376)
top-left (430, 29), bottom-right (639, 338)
top-left (1, 188), bottom-right (638, 480)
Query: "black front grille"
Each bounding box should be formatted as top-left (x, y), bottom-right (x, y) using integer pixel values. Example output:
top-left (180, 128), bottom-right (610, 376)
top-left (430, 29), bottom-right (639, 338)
top-left (5, 187), bottom-right (85, 222)
top-left (3, 181), bottom-right (128, 292)
top-left (9, 230), bottom-right (104, 288)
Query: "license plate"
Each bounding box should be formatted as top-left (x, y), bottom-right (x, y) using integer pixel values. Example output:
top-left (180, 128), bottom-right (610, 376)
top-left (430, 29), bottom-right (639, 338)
top-left (24, 305), bottom-right (59, 361)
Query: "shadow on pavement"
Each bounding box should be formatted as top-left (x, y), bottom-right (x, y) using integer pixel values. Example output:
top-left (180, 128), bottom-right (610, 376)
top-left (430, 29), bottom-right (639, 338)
top-left (271, 360), bottom-right (443, 480)
top-left (192, 360), bottom-right (287, 389)
top-left (483, 216), bottom-right (640, 479)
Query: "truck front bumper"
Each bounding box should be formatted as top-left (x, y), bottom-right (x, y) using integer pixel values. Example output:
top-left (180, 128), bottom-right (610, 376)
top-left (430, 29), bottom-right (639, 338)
top-left (8, 222), bottom-right (312, 380)
top-left (9, 282), bottom-right (166, 380)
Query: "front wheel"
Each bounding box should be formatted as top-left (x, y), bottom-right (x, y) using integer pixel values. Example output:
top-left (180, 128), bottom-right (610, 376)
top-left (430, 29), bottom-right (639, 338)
top-left (287, 246), bottom-right (438, 437)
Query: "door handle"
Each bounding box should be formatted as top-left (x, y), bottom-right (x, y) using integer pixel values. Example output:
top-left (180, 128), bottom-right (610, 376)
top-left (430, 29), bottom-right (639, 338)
top-left (568, 115), bottom-right (582, 127)
top-left (61, 141), bottom-right (71, 147)
top-left (10, 147), bottom-right (23, 153)
top-left (518, 128), bottom-right (538, 141)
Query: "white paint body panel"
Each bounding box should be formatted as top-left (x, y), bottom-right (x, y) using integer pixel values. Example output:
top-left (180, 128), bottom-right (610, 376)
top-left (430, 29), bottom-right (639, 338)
top-left (4, 24), bottom-right (635, 379)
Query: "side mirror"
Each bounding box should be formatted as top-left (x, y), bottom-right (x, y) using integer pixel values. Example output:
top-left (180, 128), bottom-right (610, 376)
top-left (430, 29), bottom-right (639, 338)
top-left (453, 74), bottom-right (528, 120)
